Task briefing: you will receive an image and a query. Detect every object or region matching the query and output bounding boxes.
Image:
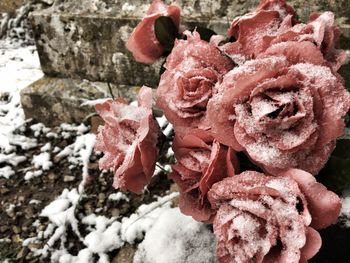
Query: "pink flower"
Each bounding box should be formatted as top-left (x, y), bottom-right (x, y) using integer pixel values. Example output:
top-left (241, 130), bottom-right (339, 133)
top-left (208, 170), bottom-right (341, 263)
top-left (156, 31), bottom-right (234, 135)
top-left (207, 52), bottom-right (350, 175)
top-left (222, 0), bottom-right (296, 64)
top-left (94, 87), bottom-right (160, 194)
top-left (169, 129), bottom-right (238, 223)
top-left (266, 11), bottom-right (347, 71)
top-left (126, 0), bottom-right (181, 64)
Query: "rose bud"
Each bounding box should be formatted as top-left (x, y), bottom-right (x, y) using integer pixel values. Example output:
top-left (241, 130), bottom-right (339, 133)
top-left (126, 0), bottom-right (181, 64)
top-left (169, 129), bottom-right (238, 223)
top-left (94, 86), bottom-right (161, 194)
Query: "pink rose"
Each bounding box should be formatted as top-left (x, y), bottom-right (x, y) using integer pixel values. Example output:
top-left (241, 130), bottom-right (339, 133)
top-left (169, 129), bottom-right (238, 223)
top-left (266, 11), bottom-right (347, 71)
top-left (94, 87), bottom-right (160, 194)
top-left (156, 31), bottom-right (234, 135)
top-left (126, 0), bottom-right (181, 64)
top-left (207, 50), bottom-right (350, 175)
top-left (208, 170), bottom-right (341, 263)
top-left (222, 0), bottom-right (296, 64)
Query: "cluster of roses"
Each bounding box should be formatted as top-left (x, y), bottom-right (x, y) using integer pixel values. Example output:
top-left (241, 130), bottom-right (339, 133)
top-left (95, 0), bottom-right (350, 262)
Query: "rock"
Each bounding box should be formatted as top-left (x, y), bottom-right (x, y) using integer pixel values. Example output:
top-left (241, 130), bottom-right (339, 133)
top-left (112, 244), bottom-right (136, 263)
top-left (48, 172), bottom-right (57, 181)
top-left (17, 247), bottom-right (29, 259)
top-left (0, 188), bottom-right (10, 195)
top-left (63, 175), bottom-right (75, 182)
top-left (29, 1), bottom-right (350, 86)
top-left (30, 9), bottom-right (166, 87)
top-left (98, 193), bottom-right (106, 203)
top-left (20, 77), bottom-right (140, 127)
top-left (24, 207), bottom-right (34, 219)
top-left (0, 0), bottom-right (29, 13)
top-left (0, 225), bottom-right (9, 233)
top-left (13, 226), bottom-right (21, 234)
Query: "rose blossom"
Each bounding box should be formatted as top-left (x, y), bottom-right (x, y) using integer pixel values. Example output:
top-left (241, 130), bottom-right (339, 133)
top-left (208, 170), bottom-right (341, 263)
top-left (169, 129), bottom-right (238, 223)
top-left (156, 31), bottom-right (234, 135)
top-left (207, 48), bottom-right (350, 175)
top-left (126, 0), bottom-right (181, 64)
top-left (222, 0), bottom-right (296, 64)
top-left (265, 11), bottom-right (347, 71)
top-left (94, 86), bottom-right (160, 194)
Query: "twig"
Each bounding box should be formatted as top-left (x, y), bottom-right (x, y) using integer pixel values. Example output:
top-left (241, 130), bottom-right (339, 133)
top-left (107, 82), bottom-right (115, 100)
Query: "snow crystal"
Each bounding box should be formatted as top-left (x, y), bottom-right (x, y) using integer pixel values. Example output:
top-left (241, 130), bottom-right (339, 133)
top-left (40, 142), bottom-right (52, 152)
top-left (108, 192), bottom-right (130, 202)
top-left (163, 123), bottom-right (173, 137)
top-left (156, 115), bottom-right (169, 128)
top-left (84, 220), bottom-right (123, 254)
top-left (134, 208), bottom-right (217, 263)
top-left (24, 170), bottom-right (43, 180)
top-left (32, 152), bottom-right (52, 171)
top-left (60, 123), bottom-right (90, 135)
top-left (0, 152), bottom-right (26, 166)
top-left (0, 166), bottom-right (15, 179)
top-left (122, 3), bottom-right (136, 13)
top-left (80, 98), bottom-right (110, 107)
top-left (30, 123), bottom-right (51, 137)
top-left (340, 195), bottom-right (350, 227)
top-left (121, 193), bottom-right (179, 243)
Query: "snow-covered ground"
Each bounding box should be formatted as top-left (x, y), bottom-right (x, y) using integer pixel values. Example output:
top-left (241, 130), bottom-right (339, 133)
top-left (0, 37), bottom-right (218, 262)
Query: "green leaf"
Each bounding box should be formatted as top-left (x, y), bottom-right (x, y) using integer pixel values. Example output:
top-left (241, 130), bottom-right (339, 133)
top-left (318, 138), bottom-right (350, 194)
top-left (195, 27), bottom-right (217, 42)
top-left (154, 16), bottom-right (178, 52)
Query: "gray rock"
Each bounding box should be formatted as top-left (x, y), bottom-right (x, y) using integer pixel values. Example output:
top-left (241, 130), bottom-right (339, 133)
top-left (20, 77), bottom-right (140, 127)
top-left (30, 1), bottom-right (350, 87)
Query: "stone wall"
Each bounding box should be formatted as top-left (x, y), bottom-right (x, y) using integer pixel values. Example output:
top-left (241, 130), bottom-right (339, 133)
top-left (30, 0), bottom-right (350, 87)
top-left (0, 0), bottom-right (29, 13)
top-left (20, 0), bottom-right (350, 125)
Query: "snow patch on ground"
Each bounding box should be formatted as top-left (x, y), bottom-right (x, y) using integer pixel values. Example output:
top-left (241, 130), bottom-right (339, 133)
top-left (134, 207), bottom-right (217, 263)
top-left (25, 191), bottom-right (179, 262)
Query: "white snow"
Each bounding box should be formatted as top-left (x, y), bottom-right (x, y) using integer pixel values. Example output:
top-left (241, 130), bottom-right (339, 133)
top-left (0, 166), bottom-right (15, 179)
top-left (340, 191), bottom-right (350, 227)
top-left (32, 152), bottom-right (53, 171)
top-left (28, 190), bottom-right (180, 262)
top-left (108, 192), bottom-right (129, 202)
top-left (24, 170), bottom-right (43, 180)
top-left (0, 40), bottom-right (43, 153)
top-left (134, 208), bottom-right (217, 263)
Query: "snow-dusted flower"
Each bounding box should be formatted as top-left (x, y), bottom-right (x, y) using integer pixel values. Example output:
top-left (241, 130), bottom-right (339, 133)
top-left (126, 0), bottom-right (181, 64)
top-left (95, 87), bottom-right (160, 194)
top-left (157, 31), bottom-right (234, 135)
top-left (221, 0), bottom-right (296, 63)
top-left (207, 52), bottom-right (350, 175)
top-left (208, 170), bottom-right (341, 263)
top-left (265, 11), bottom-right (347, 71)
top-left (169, 129), bottom-right (238, 223)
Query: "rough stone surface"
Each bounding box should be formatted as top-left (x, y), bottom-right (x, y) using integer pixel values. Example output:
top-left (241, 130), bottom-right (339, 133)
top-left (0, 0), bottom-right (29, 13)
top-left (20, 77), bottom-right (140, 127)
top-left (30, 1), bottom-right (350, 87)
